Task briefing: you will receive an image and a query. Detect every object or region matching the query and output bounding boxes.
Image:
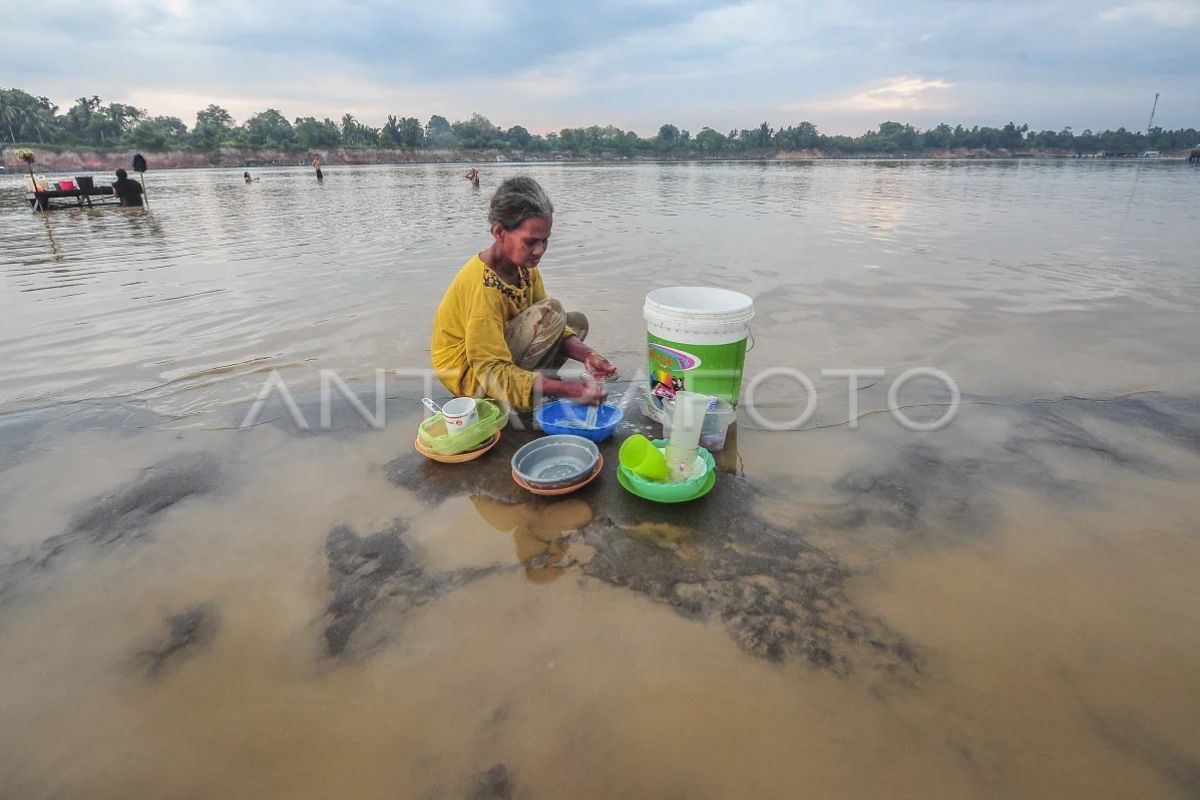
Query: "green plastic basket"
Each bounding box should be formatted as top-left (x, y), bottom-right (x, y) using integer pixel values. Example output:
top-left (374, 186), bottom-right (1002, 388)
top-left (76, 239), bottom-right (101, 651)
top-left (418, 400), bottom-right (506, 455)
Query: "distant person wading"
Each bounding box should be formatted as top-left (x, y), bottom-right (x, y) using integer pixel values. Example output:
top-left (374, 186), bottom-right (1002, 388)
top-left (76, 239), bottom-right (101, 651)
top-left (312, 157), bottom-right (323, 181)
top-left (111, 168), bottom-right (143, 207)
top-left (431, 177), bottom-right (617, 411)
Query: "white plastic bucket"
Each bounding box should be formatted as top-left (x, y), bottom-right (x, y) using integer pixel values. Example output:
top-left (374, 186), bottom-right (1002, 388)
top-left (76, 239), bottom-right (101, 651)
top-left (645, 287), bottom-right (756, 345)
top-left (644, 287), bottom-right (754, 417)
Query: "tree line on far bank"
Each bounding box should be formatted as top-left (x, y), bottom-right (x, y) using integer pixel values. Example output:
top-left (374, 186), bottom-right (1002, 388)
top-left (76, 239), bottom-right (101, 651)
top-left (2, 88), bottom-right (1197, 157)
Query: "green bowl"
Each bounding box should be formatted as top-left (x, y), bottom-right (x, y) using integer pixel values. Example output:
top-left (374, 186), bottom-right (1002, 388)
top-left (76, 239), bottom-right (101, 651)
top-left (618, 440), bottom-right (715, 502)
top-left (618, 462), bottom-right (716, 503)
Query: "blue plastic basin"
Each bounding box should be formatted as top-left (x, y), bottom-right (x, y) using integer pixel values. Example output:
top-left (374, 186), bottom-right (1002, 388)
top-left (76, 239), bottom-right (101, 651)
top-left (534, 400), bottom-right (624, 442)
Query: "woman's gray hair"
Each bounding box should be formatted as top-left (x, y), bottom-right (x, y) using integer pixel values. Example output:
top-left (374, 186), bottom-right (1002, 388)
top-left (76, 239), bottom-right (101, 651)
top-left (488, 176), bottom-right (554, 231)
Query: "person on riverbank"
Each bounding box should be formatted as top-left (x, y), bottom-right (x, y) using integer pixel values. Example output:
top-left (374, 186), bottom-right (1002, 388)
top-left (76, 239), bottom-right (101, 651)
top-left (110, 168), bottom-right (143, 207)
top-left (431, 176), bottom-right (617, 410)
top-left (312, 156), bottom-right (323, 181)
top-left (465, 167), bottom-right (480, 188)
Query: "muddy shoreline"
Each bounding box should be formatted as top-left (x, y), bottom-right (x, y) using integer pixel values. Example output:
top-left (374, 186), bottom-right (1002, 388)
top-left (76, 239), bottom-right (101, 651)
top-left (1, 382), bottom-right (1199, 796)
top-left (5, 144), bottom-right (1190, 173)
top-left (6, 385), bottom-right (1197, 672)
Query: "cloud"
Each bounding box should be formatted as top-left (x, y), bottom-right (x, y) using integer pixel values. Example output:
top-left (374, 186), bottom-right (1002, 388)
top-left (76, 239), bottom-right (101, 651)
top-left (1099, 1), bottom-right (1200, 26)
top-left (801, 76), bottom-right (957, 114)
top-left (1, 0), bottom-right (1197, 137)
top-left (509, 68), bottom-right (588, 100)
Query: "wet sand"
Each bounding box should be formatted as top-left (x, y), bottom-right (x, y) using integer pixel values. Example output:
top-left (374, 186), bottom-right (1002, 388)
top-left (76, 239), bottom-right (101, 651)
top-left (0, 385), bottom-right (1197, 798)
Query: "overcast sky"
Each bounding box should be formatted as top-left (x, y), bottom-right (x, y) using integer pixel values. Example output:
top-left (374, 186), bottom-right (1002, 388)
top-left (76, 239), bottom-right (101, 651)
top-left (3, 0), bottom-right (1197, 136)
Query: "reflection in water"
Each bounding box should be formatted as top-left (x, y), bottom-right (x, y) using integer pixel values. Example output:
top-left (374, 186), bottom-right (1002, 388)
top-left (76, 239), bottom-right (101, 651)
top-left (0, 161), bottom-right (1195, 414)
top-left (620, 520), bottom-right (693, 549)
top-left (470, 495), bottom-right (594, 582)
top-left (36, 214), bottom-right (63, 263)
top-left (0, 162), bottom-right (1198, 797)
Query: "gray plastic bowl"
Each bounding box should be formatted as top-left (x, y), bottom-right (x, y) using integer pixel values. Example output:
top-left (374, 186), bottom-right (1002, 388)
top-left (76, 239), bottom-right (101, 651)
top-left (511, 434), bottom-right (600, 489)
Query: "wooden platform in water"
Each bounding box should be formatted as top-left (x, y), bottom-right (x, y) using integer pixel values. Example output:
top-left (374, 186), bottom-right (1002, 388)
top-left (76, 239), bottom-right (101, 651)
top-left (22, 176), bottom-right (125, 211)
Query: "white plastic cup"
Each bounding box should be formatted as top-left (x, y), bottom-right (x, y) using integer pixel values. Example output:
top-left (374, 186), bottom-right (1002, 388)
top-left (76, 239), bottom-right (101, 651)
top-left (662, 396), bottom-right (737, 451)
top-left (441, 397), bottom-right (479, 436)
top-left (700, 397), bottom-right (736, 450)
top-left (665, 391), bottom-right (707, 482)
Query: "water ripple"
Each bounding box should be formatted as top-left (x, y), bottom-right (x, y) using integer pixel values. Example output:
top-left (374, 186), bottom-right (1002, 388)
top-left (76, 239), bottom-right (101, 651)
top-left (1, 161), bottom-right (1197, 415)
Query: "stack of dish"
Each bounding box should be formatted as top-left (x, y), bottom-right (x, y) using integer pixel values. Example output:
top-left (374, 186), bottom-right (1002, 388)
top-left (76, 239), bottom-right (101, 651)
top-left (511, 435), bottom-right (602, 495)
top-left (616, 436), bottom-right (716, 503)
top-left (415, 399), bottom-right (507, 462)
top-left (414, 431), bottom-right (502, 463)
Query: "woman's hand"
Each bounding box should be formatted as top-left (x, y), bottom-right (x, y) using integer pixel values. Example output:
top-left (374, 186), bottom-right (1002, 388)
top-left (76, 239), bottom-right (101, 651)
top-left (583, 352), bottom-right (618, 381)
top-left (576, 380), bottom-right (608, 405)
top-left (562, 336), bottom-right (618, 381)
top-left (533, 375), bottom-right (607, 406)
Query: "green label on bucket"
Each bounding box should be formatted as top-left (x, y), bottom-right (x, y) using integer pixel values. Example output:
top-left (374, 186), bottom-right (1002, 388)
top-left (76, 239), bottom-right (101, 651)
top-left (647, 332), bottom-right (747, 405)
top-left (649, 343), bottom-right (702, 372)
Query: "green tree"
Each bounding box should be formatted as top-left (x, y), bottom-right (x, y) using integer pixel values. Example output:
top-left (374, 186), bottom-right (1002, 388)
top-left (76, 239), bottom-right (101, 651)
top-left (618, 130), bottom-right (641, 155)
top-left (380, 115), bottom-right (402, 146)
top-left (1101, 126), bottom-right (1139, 152)
top-left (395, 117), bottom-right (424, 148)
top-left (293, 116), bottom-right (341, 148)
top-left (240, 109), bottom-right (294, 147)
top-left (998, 121), bottom-right (1027, 150)
top-left (775, 121), bottom-right (819, 150)
top-left (0, 90), bottom-right (19, 142)
top-left (424, 115), bottom-right (453, 147)
top-left (129, 116), bottom-right (188, 150)
top-left (824, 134), bottom-right (855, 153)
top-left (451, 113), bottom-right (499, 148)
top-left (657, 123), bottom-right (680, 150)
top-left (695, 126), bottom-right (727, 153)
top-left (9, 83), bottom-right (1199, 158)
top-left (340, 113), bottom-right (378, 146)
top-left (923, 122), bottom-right (954, 149)
top-left (0, 88), bottom-right (58, 143)
top-left (60, 98), bottom-right (143, 146)
top-left (192, 104), bottom-right (235, 148)
top-left (754, 121), bottom-right (773, 148)
top-left (103, 102), bottom-right (144, 142)
top-left (62, 96), bottom-right (102, 144)
top-left (559, 128), bottom-right (580, 154)
top-left (874, 121), bottom-right (919, 152)
top-left (506, 125), bottom-right (532, 149)
top-left (379, 115), bottom-right (426, 148)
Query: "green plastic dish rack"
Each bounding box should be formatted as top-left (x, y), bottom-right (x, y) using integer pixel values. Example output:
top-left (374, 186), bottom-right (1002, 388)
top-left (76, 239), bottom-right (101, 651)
top-left (418, 399), bottom-right (507, 455)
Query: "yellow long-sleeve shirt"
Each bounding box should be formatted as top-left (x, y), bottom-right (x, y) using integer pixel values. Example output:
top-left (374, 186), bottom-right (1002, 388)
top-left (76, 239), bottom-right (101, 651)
top-left (431, 254), bottom-right (572, 411)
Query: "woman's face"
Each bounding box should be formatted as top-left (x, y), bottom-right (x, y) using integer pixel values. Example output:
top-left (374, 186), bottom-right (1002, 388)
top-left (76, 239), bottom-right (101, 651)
top-left (495, 215), bottom-right (552, 268)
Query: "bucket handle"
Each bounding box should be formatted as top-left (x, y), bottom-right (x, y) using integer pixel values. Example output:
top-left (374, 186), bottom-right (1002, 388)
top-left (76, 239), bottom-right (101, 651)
top-left (746, 327), bottom-right (756, 354)
top-left (421, 398), bottom-right (442, 416)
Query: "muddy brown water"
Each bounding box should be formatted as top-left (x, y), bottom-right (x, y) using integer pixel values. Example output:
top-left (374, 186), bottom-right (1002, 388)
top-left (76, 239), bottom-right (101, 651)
top-left (1, 162), bottom-right (1198, 797)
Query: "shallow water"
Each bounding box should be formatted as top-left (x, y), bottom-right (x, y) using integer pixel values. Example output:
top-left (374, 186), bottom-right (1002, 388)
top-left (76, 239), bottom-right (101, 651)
top-left (1, 161), bottom-right (1198, 797)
